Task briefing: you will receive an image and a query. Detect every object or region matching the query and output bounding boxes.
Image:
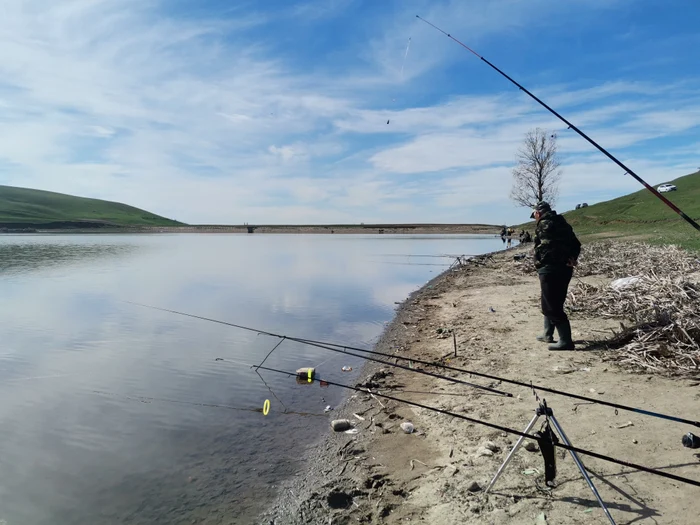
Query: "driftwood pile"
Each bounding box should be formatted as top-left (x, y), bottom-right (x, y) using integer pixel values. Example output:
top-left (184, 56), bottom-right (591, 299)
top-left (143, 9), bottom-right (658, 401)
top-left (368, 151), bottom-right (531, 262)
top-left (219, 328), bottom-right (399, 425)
top-left (573, 240), bottom-right (699, 278)
top-left (566, 242), bottom-right (700, 374)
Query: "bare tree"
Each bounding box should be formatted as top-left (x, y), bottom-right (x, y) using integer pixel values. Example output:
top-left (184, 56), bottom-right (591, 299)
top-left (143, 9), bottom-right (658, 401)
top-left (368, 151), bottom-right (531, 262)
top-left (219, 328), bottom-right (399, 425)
top-left (509, 128), bottom-right (562, 208)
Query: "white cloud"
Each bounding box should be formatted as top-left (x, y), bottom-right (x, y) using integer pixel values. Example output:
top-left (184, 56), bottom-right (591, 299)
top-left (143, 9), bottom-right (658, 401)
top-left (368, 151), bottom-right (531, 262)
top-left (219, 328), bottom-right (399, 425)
top-left (0, 0), bottom-right (697, 226)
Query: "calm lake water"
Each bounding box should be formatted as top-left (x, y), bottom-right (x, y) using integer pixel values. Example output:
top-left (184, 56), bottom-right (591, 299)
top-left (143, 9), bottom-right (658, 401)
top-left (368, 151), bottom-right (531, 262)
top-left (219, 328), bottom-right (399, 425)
top-left (0, 233), bottom-right (505, 525)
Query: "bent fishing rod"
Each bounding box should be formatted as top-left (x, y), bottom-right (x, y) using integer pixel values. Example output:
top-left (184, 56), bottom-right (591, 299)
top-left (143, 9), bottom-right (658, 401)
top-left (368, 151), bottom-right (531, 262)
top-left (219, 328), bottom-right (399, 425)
top-left (416, 15), bottom-right (700, 234)
top-left (256, 365), bottom-right (700, 488)
top-left (125, 302), bottom-right (510, 397)
top-left (127, 302), bottom-right (700, 429)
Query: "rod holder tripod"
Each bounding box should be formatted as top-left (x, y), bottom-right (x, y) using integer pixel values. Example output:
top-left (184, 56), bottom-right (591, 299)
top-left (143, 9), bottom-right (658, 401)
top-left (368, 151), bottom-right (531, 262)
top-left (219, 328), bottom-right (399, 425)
top-left (485, 401), bottom-right (616, 525)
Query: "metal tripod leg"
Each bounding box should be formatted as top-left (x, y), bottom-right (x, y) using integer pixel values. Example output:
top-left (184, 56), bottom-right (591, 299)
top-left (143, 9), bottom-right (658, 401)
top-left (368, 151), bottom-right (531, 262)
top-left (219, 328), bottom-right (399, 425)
top-left (485, 413), bottom-right (540, 493)
top-left (549, 416), bottom-right (616, 525)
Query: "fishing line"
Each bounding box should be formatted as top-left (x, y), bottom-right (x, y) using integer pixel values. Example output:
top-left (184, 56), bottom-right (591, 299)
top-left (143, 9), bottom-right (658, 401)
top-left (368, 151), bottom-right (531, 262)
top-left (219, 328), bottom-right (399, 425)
top-left (389, 36), bottom-right (412, 125)
top-left (255, 365), bottom-right (700, 488)
top-left (125, 302), bottom-right (699, 428)
top-left (375, 253), bottom-right (478, 258)
top-left (399, 37), bottom-right (411, 81)
top-left (0, 374), bottom-right (70, 383)
top-left (379, 261), bottom-right (452, 267)
top-left (92, 389), bottom-right (326, 418)
top-left (415, 15), bottom-right (700, 233)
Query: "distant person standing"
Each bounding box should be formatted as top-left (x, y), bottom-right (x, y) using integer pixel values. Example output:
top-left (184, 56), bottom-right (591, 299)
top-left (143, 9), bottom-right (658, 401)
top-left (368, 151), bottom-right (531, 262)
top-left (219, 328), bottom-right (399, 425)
top-left (531, 201), bottom-right (581, 350)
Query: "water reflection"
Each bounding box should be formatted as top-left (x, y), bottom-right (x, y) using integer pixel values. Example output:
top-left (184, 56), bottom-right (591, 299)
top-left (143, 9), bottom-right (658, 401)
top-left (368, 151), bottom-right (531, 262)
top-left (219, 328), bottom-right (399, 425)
top-left (0, 233), bottom-right (503, 524)
top-left (0, 236), bottom-right (139, 276)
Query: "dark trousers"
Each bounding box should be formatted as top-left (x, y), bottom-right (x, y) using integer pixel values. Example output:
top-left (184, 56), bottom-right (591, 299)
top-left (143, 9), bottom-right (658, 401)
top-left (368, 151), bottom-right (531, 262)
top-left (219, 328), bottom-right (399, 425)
top-left (539, 267), bottom-right (573, 325)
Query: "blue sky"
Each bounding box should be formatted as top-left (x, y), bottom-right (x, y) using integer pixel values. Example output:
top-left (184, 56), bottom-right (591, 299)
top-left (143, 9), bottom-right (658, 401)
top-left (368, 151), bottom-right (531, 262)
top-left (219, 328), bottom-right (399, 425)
top-left (1, 0), bottom-right (699, 225)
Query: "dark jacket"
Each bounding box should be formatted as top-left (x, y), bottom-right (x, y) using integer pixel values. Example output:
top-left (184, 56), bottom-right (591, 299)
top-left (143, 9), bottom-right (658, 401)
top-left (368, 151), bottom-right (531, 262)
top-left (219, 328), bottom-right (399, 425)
top-left (534, 210), bottom-right (581, 274)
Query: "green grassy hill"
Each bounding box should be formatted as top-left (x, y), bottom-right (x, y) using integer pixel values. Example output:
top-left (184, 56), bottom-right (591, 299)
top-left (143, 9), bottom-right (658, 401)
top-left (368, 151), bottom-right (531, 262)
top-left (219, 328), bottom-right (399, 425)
top-left (0, 185), bottom-right (183, 228)
top-left (520, 170), bottom-right (700, 251)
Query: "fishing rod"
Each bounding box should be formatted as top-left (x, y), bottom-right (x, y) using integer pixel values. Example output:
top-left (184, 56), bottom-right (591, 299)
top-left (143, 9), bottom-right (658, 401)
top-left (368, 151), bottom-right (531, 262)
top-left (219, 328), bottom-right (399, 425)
top-left (126, 302), bottom-right (511, 397)
top-left (415, 15), bottom-right (700, 234)
top-left (293, 336), bottom-right (700, 429)
top-left (272, 332), bottom-right (511, 396)
top-left (127, 302), bottom-right (699, 429)
top-left (255, 365), bottom-right (700, 488)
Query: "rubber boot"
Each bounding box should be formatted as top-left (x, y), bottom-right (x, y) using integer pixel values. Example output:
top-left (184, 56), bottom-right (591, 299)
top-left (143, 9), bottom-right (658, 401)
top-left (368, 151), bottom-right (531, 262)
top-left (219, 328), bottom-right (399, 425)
top-left (548, 320), bottom-right (575, 351)
top-left (536, 317), bottom-right (555, 343)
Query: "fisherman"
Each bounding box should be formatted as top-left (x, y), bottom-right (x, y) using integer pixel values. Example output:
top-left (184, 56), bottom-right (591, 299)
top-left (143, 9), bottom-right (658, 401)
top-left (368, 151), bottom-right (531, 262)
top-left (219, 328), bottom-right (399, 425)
top-left (531, 201), bottom-right (581, 350)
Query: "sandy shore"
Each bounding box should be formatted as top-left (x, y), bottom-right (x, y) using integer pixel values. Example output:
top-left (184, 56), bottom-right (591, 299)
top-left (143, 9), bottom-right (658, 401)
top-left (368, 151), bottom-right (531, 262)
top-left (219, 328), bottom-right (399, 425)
top-left (261, 243), bottom-right (700, 525)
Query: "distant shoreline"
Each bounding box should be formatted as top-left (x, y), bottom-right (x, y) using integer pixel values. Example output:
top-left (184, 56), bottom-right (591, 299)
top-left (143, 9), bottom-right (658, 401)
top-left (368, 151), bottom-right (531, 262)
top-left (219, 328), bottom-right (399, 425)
top-left (1, 224), bottom-right (503, 235)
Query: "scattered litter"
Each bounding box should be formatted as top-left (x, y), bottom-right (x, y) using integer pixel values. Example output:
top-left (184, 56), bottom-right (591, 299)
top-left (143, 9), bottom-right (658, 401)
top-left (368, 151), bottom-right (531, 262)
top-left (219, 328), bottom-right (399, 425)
top-left (554, 367), bottom-right (576, 375)
top-left (410, 459), bottom-right (428, 470)
top-left (344, 428), bottom-right (359, 435)
top-left (536, 512), bottom-right (548, 524)
top-left (522, 468), bottom-right (540, 476)
top-left (352, 413), bottom-right (365, 421)
top-left (589, 389), bottom-right (596, 394)
top-left (341, 366), bottom-right (352, 372)
top-left (610, 276), bottom-right (642, 291)
top-left (296, 367), bottom-right (315, 381)
top-left (400, 422), bottom-right (415, 434)
top-left (331, 419), bottom-right (353, 432)
top-left (324, 405), bottom-right (333, 413)
top-left (368, 390), bottom-right (386, 408)
top-left (632, 439), bottom-right (638, 444)
top-left (489, 307), bottom-right (496, 313)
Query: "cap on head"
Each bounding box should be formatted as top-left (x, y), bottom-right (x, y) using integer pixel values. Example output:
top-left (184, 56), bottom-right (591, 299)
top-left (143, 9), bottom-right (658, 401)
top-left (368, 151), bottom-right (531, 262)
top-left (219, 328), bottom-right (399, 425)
top-left (530, 201), bottom-right (551, 219)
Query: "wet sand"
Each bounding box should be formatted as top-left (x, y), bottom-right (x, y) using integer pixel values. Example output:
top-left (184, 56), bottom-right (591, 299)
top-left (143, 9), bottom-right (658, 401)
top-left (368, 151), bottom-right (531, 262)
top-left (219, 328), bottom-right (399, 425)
top-left (261, 243), bottom-right (700, 525)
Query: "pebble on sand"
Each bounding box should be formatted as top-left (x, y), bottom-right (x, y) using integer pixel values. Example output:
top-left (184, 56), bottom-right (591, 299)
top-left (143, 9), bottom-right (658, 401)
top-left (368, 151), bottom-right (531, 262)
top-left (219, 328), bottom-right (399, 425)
top-left (476, 447), bottom-right (494, 457)
top-left (524, 441), bottom-right (539, 452)
top-left (400, 422), bottom-right (415, 434)
top-left (331, 419), bottom-right (353, 432)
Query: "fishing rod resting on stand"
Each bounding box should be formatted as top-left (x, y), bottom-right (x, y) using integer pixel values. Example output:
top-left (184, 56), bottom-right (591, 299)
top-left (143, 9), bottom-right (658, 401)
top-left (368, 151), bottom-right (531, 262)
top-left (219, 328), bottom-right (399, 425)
top-left (485, 399), bottom-right (616, 524)
top-left (415, 15), bottom-right (700, 233)
top-left (253, 364), bottom-right (700, 489)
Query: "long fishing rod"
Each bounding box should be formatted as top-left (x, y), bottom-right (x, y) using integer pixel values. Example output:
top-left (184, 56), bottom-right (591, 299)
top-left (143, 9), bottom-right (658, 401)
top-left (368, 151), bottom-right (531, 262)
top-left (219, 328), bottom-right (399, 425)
top-left (127, 302), bottom-right (699, 429)
top-left (256, 365), bottom-right (700, 488)
top-left (126, 302), bottom-right (510, 397)
top-left (293, 336), bottom-right (700, 429)
top-left (416, 15), bottom-right (700, 233)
